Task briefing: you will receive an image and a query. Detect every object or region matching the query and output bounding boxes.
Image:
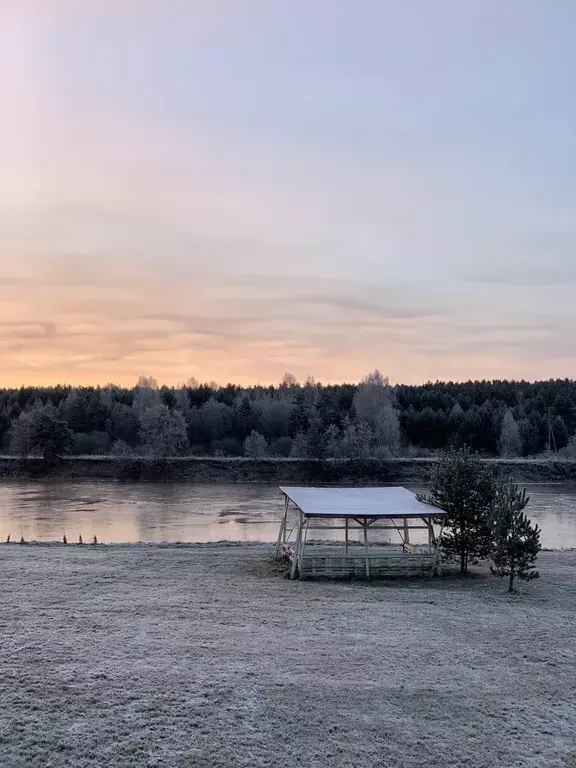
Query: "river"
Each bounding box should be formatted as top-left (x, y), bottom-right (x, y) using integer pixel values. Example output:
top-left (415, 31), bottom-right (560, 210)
top-left (0, 481), bottom-right (575, 549)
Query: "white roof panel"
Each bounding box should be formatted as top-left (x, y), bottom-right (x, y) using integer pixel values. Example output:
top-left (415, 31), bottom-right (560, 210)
top-left (279, 486), bottom-right (444, 518)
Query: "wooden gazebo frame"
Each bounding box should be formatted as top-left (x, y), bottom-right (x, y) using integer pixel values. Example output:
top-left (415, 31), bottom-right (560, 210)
top-left (275, 487), bottom-right (446, 580)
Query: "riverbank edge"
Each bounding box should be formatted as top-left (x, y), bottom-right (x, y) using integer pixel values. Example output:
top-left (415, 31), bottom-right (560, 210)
top-left (1, 455), bottom-right (576, 483)
top-left (2, 540), bottom-right (571, 552)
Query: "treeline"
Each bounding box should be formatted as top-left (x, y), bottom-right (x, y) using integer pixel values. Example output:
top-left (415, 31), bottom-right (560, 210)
top-left (1, 373), bottom-right (576, 461)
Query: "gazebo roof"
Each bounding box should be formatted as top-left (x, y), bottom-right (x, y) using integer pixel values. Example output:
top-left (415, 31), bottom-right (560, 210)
top-left (279, 486), bottom-right (445, 519)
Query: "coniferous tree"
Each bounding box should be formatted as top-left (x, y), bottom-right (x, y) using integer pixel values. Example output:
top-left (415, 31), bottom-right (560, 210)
top-left (323, 424), bottom-right (341, 458)
top-left (447, 403), bottom-right (465, 447)
top-left (306, 419), bottom-right (326, 459)
top-left (289, 431), bottom-right (309, 458)
top-left (491, 482), bottom-right (541, 592)
top-left (419, 448), bottom-right (497, 575)
top-left (1, 376), bottom-right (576, 458)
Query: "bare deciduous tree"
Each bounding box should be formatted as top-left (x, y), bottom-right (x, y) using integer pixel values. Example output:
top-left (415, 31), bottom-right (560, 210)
top-left (354, 371), bottom-right (401, 455)
top-left (374, 404), bottom-right (401, 456)
top-left (10, 411), bottom-right (35, 460)
top-left (498, 410), bottom-right (523, 457)
top-left (133, 376), bottom-right (161, 414)
top-left (353, 370), bottom-right (393, 422)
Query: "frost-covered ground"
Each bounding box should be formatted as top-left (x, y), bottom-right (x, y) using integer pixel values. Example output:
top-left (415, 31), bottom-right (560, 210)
top-left (1, 545), bottom-right (575, 768)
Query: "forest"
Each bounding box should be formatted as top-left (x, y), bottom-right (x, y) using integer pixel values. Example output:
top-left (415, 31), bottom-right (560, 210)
top-left (1, 372), bottom-right (576, 461)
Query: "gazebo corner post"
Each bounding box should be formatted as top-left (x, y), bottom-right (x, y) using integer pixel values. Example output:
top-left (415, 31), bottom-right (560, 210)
top-left (432, 518), bottom-right (446, 576)
top-left (345, 517), bottom-right (349, 556)
top-left (403, 517), bottom-right (410, 545)
top-left (275, 494), bottom-right (289, 559)
top-left (290, 509), bottom-right (304, 580)
top-left (299, 517), bottom-right (310, 579)
top-left (363, 518), bottom-right (370, 579)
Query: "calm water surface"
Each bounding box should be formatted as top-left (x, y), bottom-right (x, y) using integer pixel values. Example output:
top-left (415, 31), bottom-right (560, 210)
top-left (0, 481), bottom-right (575, 549)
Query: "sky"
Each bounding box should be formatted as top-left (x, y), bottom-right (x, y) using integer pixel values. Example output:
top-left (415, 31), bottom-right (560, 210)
top-left (1, 0), bottom-right (575, 387)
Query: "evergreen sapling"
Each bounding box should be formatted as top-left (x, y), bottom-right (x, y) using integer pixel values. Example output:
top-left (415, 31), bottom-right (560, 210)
top-left (491, 482), bottom-right (541, 592)
top-left (419, 448), bottom-right (497, 575)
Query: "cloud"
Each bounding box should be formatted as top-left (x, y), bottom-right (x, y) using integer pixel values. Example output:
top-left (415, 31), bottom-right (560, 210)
top-left (1, 247), bottom-right (575, 387)
top-left (1, 2), bottom-right (575, 385)
top-left (294, 295), bottom-right (439, 320)
top-left (461, 232), bottom-right (576, 287)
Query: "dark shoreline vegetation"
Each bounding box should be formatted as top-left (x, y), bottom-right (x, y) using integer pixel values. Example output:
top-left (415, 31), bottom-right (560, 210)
top-left (2, 455), bottom-right (576, 484)
top-left (2, 373), bottom-right (576, 467)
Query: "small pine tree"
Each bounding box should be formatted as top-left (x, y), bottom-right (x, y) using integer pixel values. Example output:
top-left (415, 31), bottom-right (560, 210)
top-left (63, 534), bottom-right (68, 545)
top-left (419, 448), bottom-right (497, 575)
top-left (78, 534), bottom-right (84, 545)
top-left (92, 534), bottom-right (98, 545)
top-left (491, 482), bottom-right (541, 593)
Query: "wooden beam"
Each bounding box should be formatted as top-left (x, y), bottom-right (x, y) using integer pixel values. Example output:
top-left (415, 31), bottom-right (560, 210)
top-left (299, 524), bottom-right (432, 531)
top-left (345, 517), bottom-right (349, 556)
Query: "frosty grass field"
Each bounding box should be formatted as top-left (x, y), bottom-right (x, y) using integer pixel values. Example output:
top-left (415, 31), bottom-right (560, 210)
top-left (1, 544), bottom-right (575, 768)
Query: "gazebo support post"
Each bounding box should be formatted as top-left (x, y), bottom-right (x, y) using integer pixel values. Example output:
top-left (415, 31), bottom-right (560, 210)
top-left (432, 519), bottom-right (445, 576)
top-left (290, 510), bottom-right (303, 579)
top-left (275, 495), bottom-right (290, 559)
top-left (298, 517), bottom-right (310, 578)
top-left (345, 518), bottom-right (349, 556)
top-left (403, 517), bottom-right (410, 545)
top-left (363, 519), bottom-right (370, 579)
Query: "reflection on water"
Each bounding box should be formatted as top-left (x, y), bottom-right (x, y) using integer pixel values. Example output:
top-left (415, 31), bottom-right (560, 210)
top-left (0, 481), bottom-right (574, 549)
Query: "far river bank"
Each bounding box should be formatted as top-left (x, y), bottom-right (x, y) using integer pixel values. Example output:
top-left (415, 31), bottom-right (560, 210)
top-left (2, 455), bottom-right (576, 484)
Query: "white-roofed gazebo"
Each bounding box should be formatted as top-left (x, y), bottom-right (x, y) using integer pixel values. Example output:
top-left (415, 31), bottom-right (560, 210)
top-left (275, 487), bottom-right (446, 580)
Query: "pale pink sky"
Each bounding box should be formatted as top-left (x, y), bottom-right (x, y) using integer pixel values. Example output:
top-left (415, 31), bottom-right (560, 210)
top-left (1, 1), bottom-right (575, 386)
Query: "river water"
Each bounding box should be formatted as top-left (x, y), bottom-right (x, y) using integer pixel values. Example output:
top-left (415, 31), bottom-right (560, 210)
top-left (0, 481), bottom-right (574, 550)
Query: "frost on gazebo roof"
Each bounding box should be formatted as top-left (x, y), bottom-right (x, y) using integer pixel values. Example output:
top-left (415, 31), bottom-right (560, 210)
top-left (279, 486), bottom-right (445, 519)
